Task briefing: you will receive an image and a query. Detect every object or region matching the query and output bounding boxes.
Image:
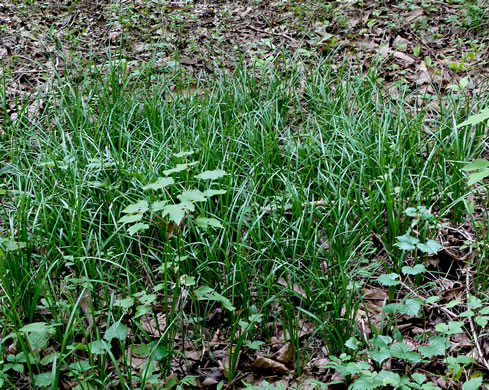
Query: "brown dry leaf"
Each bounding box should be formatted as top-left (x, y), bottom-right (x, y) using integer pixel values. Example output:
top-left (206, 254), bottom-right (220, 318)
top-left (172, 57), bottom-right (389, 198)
top-left (272, 342), bottom-right (295, 364)
top-left (393, 51), bottom-right (415, 66)
top-left (404, 8), bottom-right (424, 23)
top-left (140, 313), bottom-right (166, 337)
top-left (250, 356), bottom-right (290, 374)
top-left (278, 277), bottom-right (308, 300)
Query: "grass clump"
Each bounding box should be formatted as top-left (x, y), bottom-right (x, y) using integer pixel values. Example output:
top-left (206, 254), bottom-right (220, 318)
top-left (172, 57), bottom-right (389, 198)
top-left (1, 52), bottom-right (488, 388)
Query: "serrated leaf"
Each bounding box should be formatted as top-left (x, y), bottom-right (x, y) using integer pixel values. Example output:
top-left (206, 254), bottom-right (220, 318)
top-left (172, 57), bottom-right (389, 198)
top-left (411, 373), bottom-right (427, 385)
top-left (417, 239), bottom-right (442, 254)
top-left (377, 273), bottom-right (400, 286)
top-left (195, 217), bottom-right (223, 229)
top-left (462, 377), bottom-right (482, 390)
top-left (468, 170), bottom-right (489, 186)
top-left (114, 297), bottom-right (134, 309)
top-left (151, 200), bottom-right (169, 212)
top-left (163, 161), bottom-right (198, 175)
top-left (401, 264), bottom-right (426, 275)
top-left (142, 177), bottom-right (174, 191)
top-left (177, 189), bottom-right (206, 202)
top-left (398, 298), bottom-right (422, 316)
top-left (118, 213), bottom-right (143, 225)
top-left (419, 336), bottom-right (449, 358)
top-left (104, 322), bottom-right (128, 342)
top-left (203, 189), bottom-right (227, 197)
top-left (162, 202), bottom-right (195, 225)
top-left (35, 372), bottom-right (54, 387)
top-left (345, 337), bottom-right (360, 350)
top-left (467, 295), bottom-right (482, 310)
top-left (123, 200), bottom-right (149, 214)
top-left (474, 316), bottom-right (488, 327)
top-left (179, 274), bottom-right (196, 287)
top-left (463, 159), bottom-right (489, 172)
top-left (127, 223), bottom-right (149, 236)
top-left (457, 107), bottom-right (489, 128)
top-left (5, 240), bottom-right (27, 251)
top-left (435, 321), bottom-right (464, 335)
top-left (426, 296), bottom-right (440, 304)
top-left (445, 299), bottom-right (461, 309)
top-left (370, 335), bottom-right (392, 348)
top-left (195, 169), bottom-right (228, 180)
top-left (395, 234), bottom-right (420, 251)
top-left (369, 348), bottom-right (391, 364)
top-left (90, 340), bottom-right (109, 355)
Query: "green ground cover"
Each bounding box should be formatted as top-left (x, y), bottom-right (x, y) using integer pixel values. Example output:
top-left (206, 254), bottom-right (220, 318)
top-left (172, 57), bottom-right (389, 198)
top-left (1, 28), bottom-right (489, 390)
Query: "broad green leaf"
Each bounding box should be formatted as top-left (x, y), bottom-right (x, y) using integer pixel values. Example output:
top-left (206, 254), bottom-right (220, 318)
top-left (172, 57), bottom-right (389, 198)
top-left (105, 322), bottom-right (128, 342)
top-left (345, 337), bottom-right (360, 350)
top-left (377, 273), bottom-right (400, 286)
top-left (180, 274), bottom-right (196, 287)
top-left (417, 239), bottom-right (442, 254)
top-left (123, 200), bottom-right (149, 214)
top-left (467, 295), bottom-right (483, 310)
top-left (401, 264), bottom-right (426, 275)
top-left (127, 223), bottom-right (149, 236)
top-left (35, 372), bottom-right (54, 387)
top-left (462, 377), bottom-right (483, 390)
top-left (377, 370), bottom-right (400, 386)
top-left (418, 336), bottom-right (449, 358)
top-left (369, 348), bottom-right (391, 364)
top-left (118, 213), bottom-right (143, 225)
top-left (19, 322), bottom-right (49, 333)
top-left (40, 352), bottom-right (59, 365)
top-left (426, 296), bottom-right (440, 304)
top-left (177, 189), bottom-right (206, 202)
top-left (370, 335), bottom-right (392, 348)
top-left (90, 340), bottom-right (109, 354)
top-left (457, 107), bottom-right (489, 128)
top-left (142, 177), bottom-right (174, 191)
top-left (463, 159), bottom-right (489, 172)
top-left (390, 343), bottom-right (422, 363)
top-left (479, 306), bottom-right (489, 315)
top-left (5, 240), bottom-right (27, 251)
top-left (398, 298), bottom-right (422, 316)
top-left (173, 150), bottom-right (194, 158)
top-left (194, 286), bottom-right (235, 311)
top-left (475, 316), bottom-right (489, 327)
top-left (114, 297), bottom-right (134, 309)
top-left (195, 217), bottom-right (223, 229)
top-left (203, 189), bottom-right (227, 197)
top-left (435, 321), bottom-right (464, 335)
top-left (445, 299), bottom-right (461, 309)
top-left (151, 200), bottom-right (168, 212)
top-left (244, 340), bottom-right (265, 350)
top-left (195, 169), bottom-right (228, 180)
top-left (162, 202), bottom-right (195, 225)
top-left (395, 234), bottom-right (420, 251)
top-left (467, 170), bottom-right (489, 186)
top-left (411, 373), bottom-right (426, 385)
top-left (20, 323), bottom-right (51, 350)
top-left (163, 161), bottom-right (198, 175)
top-left (459, 310), bottom-right (475, 317)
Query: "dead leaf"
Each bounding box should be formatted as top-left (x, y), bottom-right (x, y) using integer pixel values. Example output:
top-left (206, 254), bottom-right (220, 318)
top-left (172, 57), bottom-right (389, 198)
top-left (250, 356), bottom-right (290, 374)
top-left (272, 342), bottom-right (295, 364)
top-left (404, 8), bottom-right (424, 23)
